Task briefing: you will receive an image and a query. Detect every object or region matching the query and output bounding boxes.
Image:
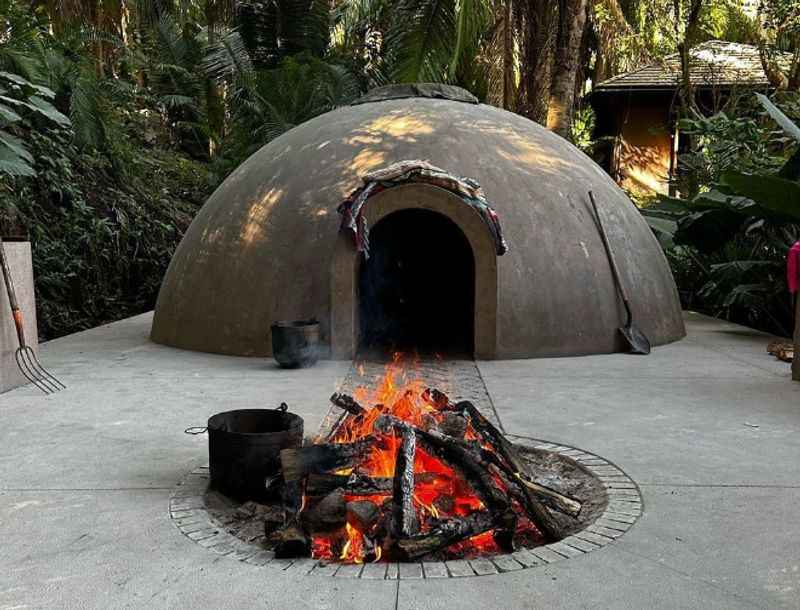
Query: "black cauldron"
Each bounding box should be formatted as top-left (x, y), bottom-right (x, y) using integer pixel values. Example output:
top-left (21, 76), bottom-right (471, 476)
top-left (271, 319), bottom-right (320, 368)
top-left (186, 404), bottom-right (303, 502)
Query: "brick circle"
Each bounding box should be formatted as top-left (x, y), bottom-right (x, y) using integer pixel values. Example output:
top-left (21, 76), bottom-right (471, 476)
top-left (169, 438), bottom-right (642, 578)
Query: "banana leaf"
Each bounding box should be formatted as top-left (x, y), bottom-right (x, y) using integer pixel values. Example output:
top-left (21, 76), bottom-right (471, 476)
top-left (720, 172), bottom-right (800, 223)
top-left (674, 208), bottom-right (744, 252)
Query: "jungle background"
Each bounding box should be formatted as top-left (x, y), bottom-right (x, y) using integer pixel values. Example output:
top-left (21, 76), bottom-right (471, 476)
top-left (1, 0), bottom-right (799, 339)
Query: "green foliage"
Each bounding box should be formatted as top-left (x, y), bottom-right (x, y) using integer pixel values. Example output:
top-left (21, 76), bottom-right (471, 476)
top-left (0, 71), bottom-right (70, 177)
top-left (675, 106), bottom-right (789, 190)
top-left (384, 0), bottom-right (491, 85)
top-left (236, 0), bottom-right (332, 67)
top-left (642, 94), bottom-right (800, 336)
top-left (206, 31), bottom-right (361, 172)
top-left (0, 1), bottom-right (212, 339)
top-left (1, 123), bottom-right (210, 338)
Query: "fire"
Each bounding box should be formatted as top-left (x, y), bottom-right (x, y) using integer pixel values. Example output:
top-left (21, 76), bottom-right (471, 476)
top-left (340, 522), bottom-right (361, 562)
top-left (308, 354), bottom-right (540, 563)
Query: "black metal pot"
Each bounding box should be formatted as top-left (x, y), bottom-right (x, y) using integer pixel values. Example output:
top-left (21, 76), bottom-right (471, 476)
top-left (186, 404), bottom-right (304, 502)
top-left (271, 319), bottom-right (320, 368)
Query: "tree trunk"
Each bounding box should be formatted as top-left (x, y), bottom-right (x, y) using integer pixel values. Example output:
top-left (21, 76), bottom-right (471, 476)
top-left (674, 0), bottom-right (703, 197)
top-left (503, 0), bottom-right (515, 109)
top-left (546, 0), bottom-right (589, 139)
top-left (205, 5), bottom-right (225, 158)
top-left (516, 0), bottom-right (558, 123)
top-left (592, 0), bottom-right (635, 84)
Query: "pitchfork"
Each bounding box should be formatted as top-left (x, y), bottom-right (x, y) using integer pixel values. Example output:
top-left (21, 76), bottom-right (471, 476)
top-left (0, 237), bottom-right (65, 394)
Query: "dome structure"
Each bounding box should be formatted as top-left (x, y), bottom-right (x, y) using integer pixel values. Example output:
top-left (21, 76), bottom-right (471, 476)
top-left (151, 87), bottom-right (685, 359)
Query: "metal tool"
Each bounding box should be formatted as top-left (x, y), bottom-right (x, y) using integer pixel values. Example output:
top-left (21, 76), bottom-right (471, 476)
top-left (0, 236), bottom-right (65, 393)
top-left (588, 191), bottom-right (651, 355)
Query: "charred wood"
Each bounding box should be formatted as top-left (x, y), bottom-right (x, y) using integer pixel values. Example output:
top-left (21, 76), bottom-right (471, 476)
top-left (477, 445), bottom-right (582, 518)
top-left (300, 488), bottom-right (347, 532)
top-left (439, 412), bottom-right (467, 439)
top-left (452, 400), bottom-right (561, 540)
top-left (279, 440), bottom-right (374, 482)
top-left (391, 424), bottom-right (418, 538)
top-left (516, 476), bottom-right (582, 517)
top-left (329, 392), bottom-right (367, 416)
top-left (306, 473), bottom-right (392, 496)
top-left (305, 472), bottom-right (451, 497)
top-left (375, 415), bottom-right (516, 552)
top-left (273, 522), bottom-right (310, 558)
top-left (346, 500), bottom-right (381, 532)
top-left (395, 511), bottom-right (496, 560)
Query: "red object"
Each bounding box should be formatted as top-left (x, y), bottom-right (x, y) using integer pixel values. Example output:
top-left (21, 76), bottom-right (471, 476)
top-left (788, 241), bottom-right (800, 294)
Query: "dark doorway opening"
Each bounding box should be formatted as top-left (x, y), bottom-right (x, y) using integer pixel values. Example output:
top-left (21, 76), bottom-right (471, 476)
top-left (359, 208), bottom-right (475, 356)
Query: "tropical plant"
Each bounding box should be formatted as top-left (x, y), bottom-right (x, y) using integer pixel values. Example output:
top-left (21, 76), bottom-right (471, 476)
top-left (641, 93), bottom-right (800, 335)
top-left (0, 70), bottom-right (71, 177)
top-left (205, 29), bottom-right (361, 171)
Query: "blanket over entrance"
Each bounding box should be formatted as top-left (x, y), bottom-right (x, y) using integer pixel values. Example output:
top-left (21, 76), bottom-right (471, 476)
top-left (337, 160), bottom-right (509, 259)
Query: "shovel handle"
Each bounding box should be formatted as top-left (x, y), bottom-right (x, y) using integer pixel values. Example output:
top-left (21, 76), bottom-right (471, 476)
top-left (0, 236), bottom-right (26, 347)
top-left (588, 191), bottom-right (633, 326)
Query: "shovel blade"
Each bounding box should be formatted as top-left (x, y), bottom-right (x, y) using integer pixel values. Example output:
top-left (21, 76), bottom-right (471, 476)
top-left (620, 324), bottom-right (651, 355)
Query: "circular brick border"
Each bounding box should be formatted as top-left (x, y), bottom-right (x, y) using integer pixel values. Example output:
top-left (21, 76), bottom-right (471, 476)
top-left (169, 438), bottom-right (642, 578)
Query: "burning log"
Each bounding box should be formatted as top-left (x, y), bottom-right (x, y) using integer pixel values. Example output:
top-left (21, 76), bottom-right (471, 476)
top-left (306, 472), bottom-right (451, 497)
top-left (395, 511), bottom-right (497, 560)
top-left (273, 522), bottom-right (310, 558)
top-left (474, 444), bottom-right (583, 517)
top-left (306, 473), bottom-right (393, 496)
top-left (439, 412), bottom-right (468, 439)
top-left (329, 392), bottom-right (367, 416)
top-left (301, 488), bottom-right (347, 532)
top-left (376, 415), bottom-right (517, 552)
top-left (347, 500), bottom-right (380, 532)
top-left (325, 393), bottom-right (369, 441)
top-left (417, 427), bottom-right (510, 517)
top-left (391, 423), bottom-right (418, 538)
top-left (279, 440), bottom-right (374, 481)
top-left (273, 471), bottom-right (310, 558)
top-left (421, 388), bottom-right (450, 410)
top-left (276, 442), bottom-right (374, 559)
top-left (422, 391), bottom-right (563, 540)
top-left (516, 477), bottom-right (582, 517)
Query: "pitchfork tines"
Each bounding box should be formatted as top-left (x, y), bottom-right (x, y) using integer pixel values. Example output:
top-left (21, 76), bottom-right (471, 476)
top-left (14, 339), bottom-right (65, 394)
top-left (1, 237), bottom-right (65, 394)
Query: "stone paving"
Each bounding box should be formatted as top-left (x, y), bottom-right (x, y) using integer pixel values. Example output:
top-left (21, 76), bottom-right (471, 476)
top-left (0, 311), bottom-right (798, 609)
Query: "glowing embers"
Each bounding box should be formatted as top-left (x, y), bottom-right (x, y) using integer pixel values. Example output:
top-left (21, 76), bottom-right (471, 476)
top-left (274, 355), bottom-right (572, 564)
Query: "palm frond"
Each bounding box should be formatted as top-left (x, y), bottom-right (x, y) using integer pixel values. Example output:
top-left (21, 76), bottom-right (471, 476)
top-left (203, 29), bottom-right (254, 83)
top-left (280, 0), bottom-right (332, 57)
top-left (386, 0), bottom-right (457, 83)
top-left (449, 0), bottom-right (491, 78)
top-left (159, 94), bottom-right (197, 109)
top-left (69, 70), bottom-right (107, 149)
top-left (154, 14), bottom-right (188, 67)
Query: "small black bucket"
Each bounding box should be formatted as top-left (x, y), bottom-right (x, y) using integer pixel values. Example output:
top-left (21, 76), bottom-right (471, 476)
top-left (271, 319), bottom-right (320, 368)
top-left (186, 404), bottom-right (304, 502)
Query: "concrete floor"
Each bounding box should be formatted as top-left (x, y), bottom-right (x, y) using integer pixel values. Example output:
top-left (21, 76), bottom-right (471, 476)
top-left (0, 312), bottom-right (798, 609)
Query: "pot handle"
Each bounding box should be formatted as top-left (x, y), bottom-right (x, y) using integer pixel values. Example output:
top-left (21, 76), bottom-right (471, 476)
top-left (184, 426), bottom-right (208, 435)
top-left (276, 402), bottom-right (289, 412)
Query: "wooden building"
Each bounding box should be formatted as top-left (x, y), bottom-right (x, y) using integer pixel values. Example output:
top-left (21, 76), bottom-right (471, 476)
top-left (592, 41), bottom-right (776, 196)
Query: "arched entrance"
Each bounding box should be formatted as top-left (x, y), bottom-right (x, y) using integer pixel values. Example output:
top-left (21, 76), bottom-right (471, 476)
top-left (358, 209), bottom-right (475, 355)
top-left (330, 183), bottom-right (498, 360)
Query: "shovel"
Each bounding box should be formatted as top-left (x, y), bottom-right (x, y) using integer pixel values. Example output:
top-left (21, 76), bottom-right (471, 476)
top-left (588, 191), bottom-right (651, 355)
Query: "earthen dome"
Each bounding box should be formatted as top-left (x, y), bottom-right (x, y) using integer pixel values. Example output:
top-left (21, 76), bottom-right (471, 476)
top-left (151, 89), bottom-right (685, 359)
